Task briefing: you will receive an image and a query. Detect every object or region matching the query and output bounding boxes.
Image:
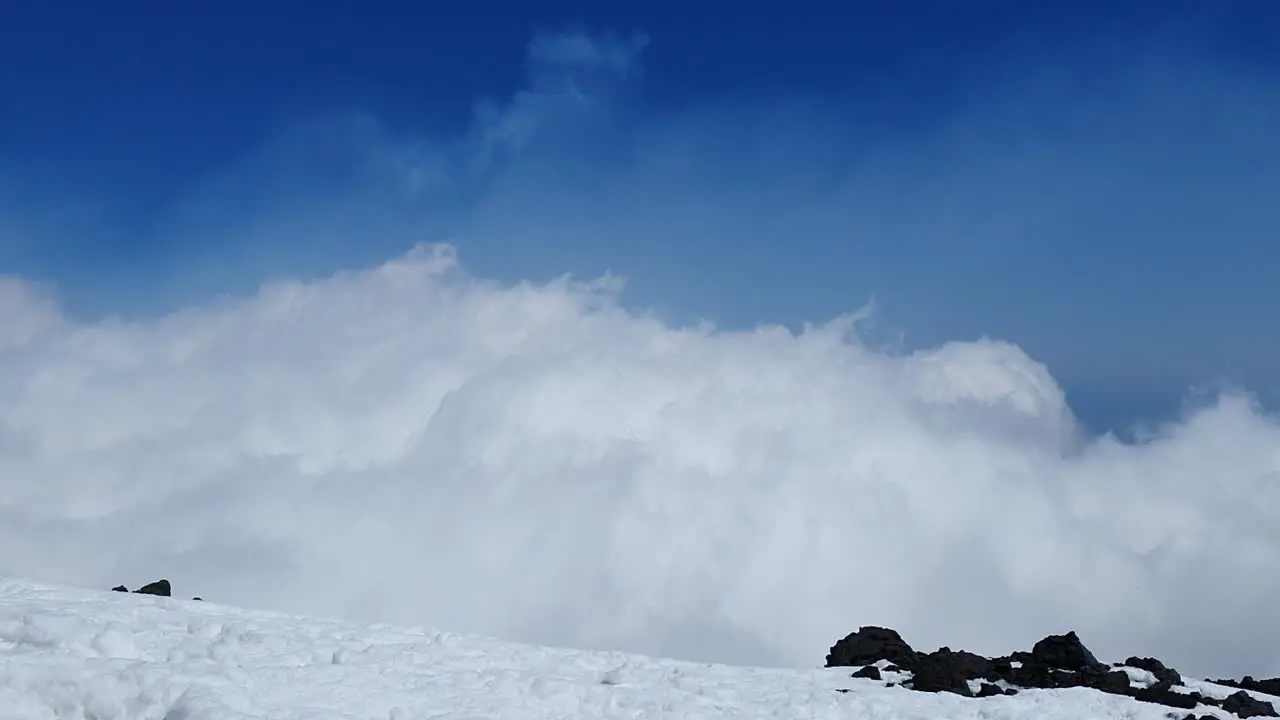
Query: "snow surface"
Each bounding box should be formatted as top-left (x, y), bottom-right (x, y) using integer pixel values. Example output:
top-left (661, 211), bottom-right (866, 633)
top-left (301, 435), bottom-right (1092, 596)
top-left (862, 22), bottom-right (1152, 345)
top-left (3, 576), bottom-right (1275, 719)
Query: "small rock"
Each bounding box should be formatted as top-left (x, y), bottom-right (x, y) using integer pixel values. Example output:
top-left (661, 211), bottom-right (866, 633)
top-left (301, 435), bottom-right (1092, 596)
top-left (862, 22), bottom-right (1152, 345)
top-left (1094, 670), bottom-right (1133, 694)
top-left (851, 666), bottom-right (882, 680)
top-left (975, 683), bottom-right (1004, 697)
top-left (1126, 656), bottom-right (1183, 687)
top-left (1131, 683), bottom-right (1198, 710)
top-left (134, 579), bottom-right (171, 597)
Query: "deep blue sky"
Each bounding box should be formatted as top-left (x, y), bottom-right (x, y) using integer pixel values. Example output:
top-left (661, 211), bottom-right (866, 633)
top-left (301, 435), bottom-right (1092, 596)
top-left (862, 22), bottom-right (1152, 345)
top-left (3, 1), bottom-right (1279, 434)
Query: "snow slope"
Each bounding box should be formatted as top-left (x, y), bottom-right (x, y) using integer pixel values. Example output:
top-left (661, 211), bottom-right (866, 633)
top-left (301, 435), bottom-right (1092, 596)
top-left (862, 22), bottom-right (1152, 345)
top-left (0, 576), bottom-right (1264, 719)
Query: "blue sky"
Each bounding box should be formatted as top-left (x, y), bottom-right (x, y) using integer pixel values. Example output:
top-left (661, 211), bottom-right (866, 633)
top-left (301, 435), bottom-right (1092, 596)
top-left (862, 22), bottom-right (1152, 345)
top-left (2, 0), bottom-right (1278, 433)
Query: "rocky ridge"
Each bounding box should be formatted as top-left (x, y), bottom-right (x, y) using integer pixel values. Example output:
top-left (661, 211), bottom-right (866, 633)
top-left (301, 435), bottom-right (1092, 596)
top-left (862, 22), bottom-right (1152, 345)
top-left (827, 626), bottom-right (1279, 719)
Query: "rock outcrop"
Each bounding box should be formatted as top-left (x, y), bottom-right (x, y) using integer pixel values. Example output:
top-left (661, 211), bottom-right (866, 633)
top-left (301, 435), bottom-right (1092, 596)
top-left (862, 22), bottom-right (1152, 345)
top-left (827, 626), bottom-right (1279, 719)
top-left (109, 579), bottom-right (202, 601)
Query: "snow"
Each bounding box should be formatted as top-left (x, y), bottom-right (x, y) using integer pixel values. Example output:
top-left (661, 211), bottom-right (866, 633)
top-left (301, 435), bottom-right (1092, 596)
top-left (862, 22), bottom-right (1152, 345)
top-left (0, 576), bottom-right (1267, 719)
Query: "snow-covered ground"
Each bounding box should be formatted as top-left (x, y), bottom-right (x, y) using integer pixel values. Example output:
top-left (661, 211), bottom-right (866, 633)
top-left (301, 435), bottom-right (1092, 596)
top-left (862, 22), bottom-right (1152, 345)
top-left (0, 576), bottom-right (1267, 719)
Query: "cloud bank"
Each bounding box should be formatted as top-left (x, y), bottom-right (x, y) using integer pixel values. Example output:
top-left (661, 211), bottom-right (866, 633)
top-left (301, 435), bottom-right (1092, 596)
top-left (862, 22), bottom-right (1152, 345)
top-left (2, 238), bottom-right (1279, 678)
top-left (2, 27), bottom-right (1280, 680)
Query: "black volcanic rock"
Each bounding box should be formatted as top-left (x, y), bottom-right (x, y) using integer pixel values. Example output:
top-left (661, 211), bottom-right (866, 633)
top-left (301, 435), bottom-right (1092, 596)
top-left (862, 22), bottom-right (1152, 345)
top-left (134, 579), bottom-right (171, 597)
top-left (111, 579), bottom-right (206, 601)
top-left (824, 625), bottom-right (1279, 720)
top-left (1131, 681), bottom-right (1197, 710)
top-left (1126, 656), bottom-right (1183, 686)
top-left (1215, 677), bottom-right (1280, 698)
top-left (851, 665), bottom-right (882, 680)
top-left (909, 652), bottom-right (976, 696)
top-left (929, 647), bottom-right (993, 680)
top-left (974, 682), bottom-right (1005, 697)
top-left (908, 646), bottom-right (999, 696)
top-left (1031, 631), bottom-right (1105, 672)
top-left (1094, 669), bottom-right (1133, 694)
top-left (1223, 690), bottom-right (1280, 718)
top-left (1000, 657), bottom-right (1065, 689)
top-left (826, 626), bottom-right (920, 671)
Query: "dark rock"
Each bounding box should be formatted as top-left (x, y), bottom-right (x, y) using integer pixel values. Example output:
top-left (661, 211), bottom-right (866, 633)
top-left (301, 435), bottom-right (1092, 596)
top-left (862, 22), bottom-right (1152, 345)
top-left (1131, 683), bottom-right (1198, 710)
top-left (1222, 691), bottom-right (1279, 718)
top-left (909, 654), bottom-right (974, 697)
top-left (824, 624), bottom-right (1276, 719)
top-left (1252, 679), bottom-right (1280, 697)
top-left (134, 579), bottom-right (171, 597)
top-left (990, 656), bottom-right (1014, 673)
top-left (851, 665), bottom-right (881, 680)
top-left (929, 647), bottom-right (993, 680)
top-left (1031, 631), bottom-right (1105, 672)
top-left (974, 683), bottom-right (1004, 697)
top-left (1126, 656), bottom-right (1183, 687)
top-left (1004, 661), bottom-right (1061, 688)
top-left (193, 597), bottom-right (203, 601)
top-left (1216, 678), bottom-right (1280, 698)
top-left (111, 585), bottom-right (128, 592)
top-left (1095, 669), bottom-right (1134, 694)
top-left (826, 626), bottom-right (920, 671)
top-left (897, 646), bottom-right (1002, 698)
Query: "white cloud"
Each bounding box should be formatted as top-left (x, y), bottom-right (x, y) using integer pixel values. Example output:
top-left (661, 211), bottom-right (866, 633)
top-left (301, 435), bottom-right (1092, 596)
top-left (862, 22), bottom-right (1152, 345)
top-left (1, 239), bottom-right (1279, 680)
top-left (3, 27), bottom-right (1280, 683)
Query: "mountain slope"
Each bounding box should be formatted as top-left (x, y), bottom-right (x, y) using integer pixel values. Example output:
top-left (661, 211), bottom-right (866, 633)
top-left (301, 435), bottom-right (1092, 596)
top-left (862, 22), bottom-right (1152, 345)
top-left (0, 576), bottom-right (1265, 719)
